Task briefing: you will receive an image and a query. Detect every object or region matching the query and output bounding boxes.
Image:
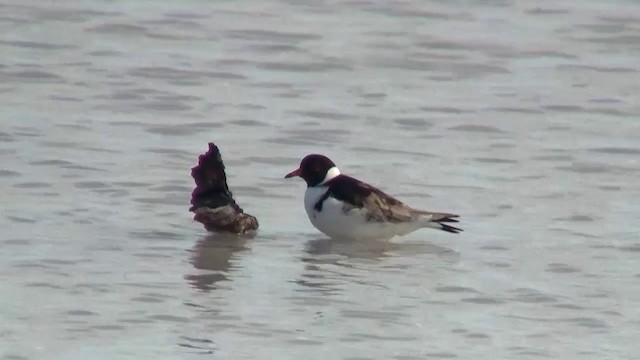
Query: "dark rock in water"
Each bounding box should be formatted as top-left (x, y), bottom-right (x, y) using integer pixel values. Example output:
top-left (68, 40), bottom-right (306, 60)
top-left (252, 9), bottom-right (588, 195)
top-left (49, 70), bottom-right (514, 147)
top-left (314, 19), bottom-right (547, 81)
top-left (190, 143), bottom-right (258, 234)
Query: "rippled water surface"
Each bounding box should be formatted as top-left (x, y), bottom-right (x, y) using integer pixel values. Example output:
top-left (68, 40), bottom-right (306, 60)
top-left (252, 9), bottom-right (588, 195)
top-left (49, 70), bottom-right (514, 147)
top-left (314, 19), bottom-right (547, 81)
top-left (2, 1), bottom-right (640, 359)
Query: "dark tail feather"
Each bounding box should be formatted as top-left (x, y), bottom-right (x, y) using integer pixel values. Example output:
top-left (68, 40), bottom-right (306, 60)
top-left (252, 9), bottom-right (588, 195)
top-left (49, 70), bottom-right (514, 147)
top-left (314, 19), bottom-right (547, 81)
top-left (419, 211), bottom-right (463, 234)
top-left (437, 217), bottom-right (459, 223)
top-left (438, 222), bottom-right (463, 234)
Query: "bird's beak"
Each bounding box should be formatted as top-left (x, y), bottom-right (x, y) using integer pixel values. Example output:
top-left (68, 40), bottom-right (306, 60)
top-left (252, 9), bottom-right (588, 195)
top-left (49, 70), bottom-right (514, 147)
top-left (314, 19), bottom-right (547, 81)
top-left (284, 168), bottom-right (302, 179)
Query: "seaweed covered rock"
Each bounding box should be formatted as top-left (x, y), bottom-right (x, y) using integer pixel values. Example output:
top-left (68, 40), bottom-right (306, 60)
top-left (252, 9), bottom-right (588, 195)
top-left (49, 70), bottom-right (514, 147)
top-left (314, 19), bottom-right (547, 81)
top-left (190, 143), bottom-right (258, 234)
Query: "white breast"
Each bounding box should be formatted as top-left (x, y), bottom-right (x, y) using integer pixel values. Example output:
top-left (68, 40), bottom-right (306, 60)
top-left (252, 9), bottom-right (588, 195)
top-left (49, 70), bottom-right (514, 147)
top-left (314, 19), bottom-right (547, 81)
top-left (303, 186), bottom-right (408, 240)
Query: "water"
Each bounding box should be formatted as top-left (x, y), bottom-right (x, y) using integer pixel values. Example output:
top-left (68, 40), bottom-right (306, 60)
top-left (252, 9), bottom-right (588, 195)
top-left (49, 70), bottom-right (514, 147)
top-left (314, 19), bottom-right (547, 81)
top-left (1, 1), bottom-right (639, 359)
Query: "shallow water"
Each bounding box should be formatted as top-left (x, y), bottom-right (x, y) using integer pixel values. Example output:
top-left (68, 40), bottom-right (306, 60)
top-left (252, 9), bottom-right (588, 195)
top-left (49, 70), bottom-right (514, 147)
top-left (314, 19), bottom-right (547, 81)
top-left (1, 0), bottom-right (640, 359)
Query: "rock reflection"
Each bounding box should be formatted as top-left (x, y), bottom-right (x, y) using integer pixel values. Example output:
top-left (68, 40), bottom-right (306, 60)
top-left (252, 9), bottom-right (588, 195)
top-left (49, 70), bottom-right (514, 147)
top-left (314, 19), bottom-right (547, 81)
top-left (185, 234), bottom-right (250, 291)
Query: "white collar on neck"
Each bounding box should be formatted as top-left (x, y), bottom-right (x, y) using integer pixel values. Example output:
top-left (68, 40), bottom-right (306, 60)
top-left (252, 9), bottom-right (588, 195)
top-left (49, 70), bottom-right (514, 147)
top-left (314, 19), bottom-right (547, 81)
top-left (319, 166), bottom-right (340, 185)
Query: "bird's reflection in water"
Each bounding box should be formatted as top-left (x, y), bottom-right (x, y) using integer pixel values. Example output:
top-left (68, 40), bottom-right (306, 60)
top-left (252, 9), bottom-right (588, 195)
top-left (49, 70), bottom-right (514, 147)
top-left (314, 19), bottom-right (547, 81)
top-left (185, 233), bottom-right (252, 291)
top-left (296, 237), bottom-right (457, 293)
top-left (304, 237), bottom-right (454, 262)
top-left (304, 237), bottom-right (390, 262)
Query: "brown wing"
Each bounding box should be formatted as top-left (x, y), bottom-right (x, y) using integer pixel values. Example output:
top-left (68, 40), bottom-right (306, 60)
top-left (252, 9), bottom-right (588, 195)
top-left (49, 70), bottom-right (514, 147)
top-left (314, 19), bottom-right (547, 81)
top-left (323, 175), bottom-right (418, 223)
top-left (323, 175), bottom-right (463, 232)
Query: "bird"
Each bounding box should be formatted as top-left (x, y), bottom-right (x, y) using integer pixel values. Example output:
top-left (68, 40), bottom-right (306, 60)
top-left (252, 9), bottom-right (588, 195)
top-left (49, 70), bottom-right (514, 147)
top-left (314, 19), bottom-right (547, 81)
top-left (189, 142), bottom-right (258, 234)
top-left (284, 154), bottom-right (461, 240)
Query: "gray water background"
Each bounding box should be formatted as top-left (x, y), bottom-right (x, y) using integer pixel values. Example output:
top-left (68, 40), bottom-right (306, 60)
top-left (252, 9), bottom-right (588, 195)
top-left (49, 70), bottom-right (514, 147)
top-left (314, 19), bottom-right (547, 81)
top-left (1, 1), bottom-right (640, 359)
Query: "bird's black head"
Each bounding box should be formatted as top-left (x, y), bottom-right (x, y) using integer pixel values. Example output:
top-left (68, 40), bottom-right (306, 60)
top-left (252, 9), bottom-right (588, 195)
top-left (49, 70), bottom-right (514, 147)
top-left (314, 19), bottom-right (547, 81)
top-left (285, 154), bottom-right (338, 187)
